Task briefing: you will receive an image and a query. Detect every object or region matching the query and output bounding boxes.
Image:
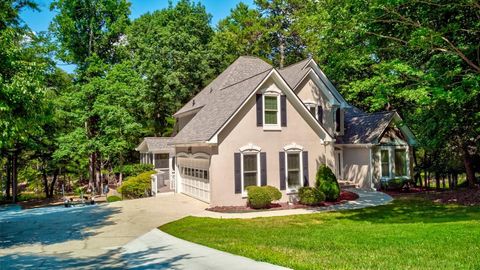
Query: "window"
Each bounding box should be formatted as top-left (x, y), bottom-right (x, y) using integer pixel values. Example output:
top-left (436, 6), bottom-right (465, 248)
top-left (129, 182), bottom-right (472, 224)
top-left (308, 105), bottom-right (316, 116)
top-left (286, 152), bottom-right (302, 190)
top-left (335, 108), bottom-right (341, 133)
top-left (395, 149), bottom-right (407, 176)
top-left (264, 96), bottom-right (279, 125)
top-left (381, 150), bottom-right (390, 178)
top-left (242, 154), bottom-right (259, 192)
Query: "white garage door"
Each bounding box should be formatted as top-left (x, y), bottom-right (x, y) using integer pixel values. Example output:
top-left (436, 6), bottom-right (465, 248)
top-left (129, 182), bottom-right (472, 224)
top-left (177, 153), bottom-right (210, 203)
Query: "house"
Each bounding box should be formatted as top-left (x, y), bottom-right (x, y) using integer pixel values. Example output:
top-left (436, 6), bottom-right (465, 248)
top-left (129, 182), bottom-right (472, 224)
top-left (138, 56), bottom-right (416, 206)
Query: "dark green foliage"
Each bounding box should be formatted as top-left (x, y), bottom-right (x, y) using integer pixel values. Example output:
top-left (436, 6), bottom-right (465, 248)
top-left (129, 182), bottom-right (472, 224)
top-left (246, 186), bottom-right (272, 209)
top-left (118, 170), bottom-right (155, 199)
top-left (315, 165), bottom-right (340, 201)
top-left (298, 187), bottom-right (325, 206)
top-left (114, 163), bottom-right (154, 178)
top-left (106, 195), bottom-right (122, 202)
top-left (381, 178), bottom-right (413, 191)
top-left (264, 185), bottom-right (282, 201)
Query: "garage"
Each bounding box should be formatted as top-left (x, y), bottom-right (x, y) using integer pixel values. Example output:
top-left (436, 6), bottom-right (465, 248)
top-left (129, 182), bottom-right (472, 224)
top-left (176, 153), bottom-right (210, 203)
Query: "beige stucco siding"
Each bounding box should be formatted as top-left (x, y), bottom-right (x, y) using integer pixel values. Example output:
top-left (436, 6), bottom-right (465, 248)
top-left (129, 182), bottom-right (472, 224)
top-left (209, 80), bottom-right (334, 207)
top-left (343, 147), bottom-right (371, 189)
top-left (295, 77), bottom-right (343, 135)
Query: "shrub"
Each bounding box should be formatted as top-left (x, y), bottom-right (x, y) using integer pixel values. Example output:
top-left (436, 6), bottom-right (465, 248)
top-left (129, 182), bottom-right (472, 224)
top-left (119, 170), bottom-right (155, 199)
top-left (264, 185), bottom-right (282, 201)
top-left (74, 186), bottom-right (86, 196)
top-left (114, 163), bottom-right (154, 178)
top-left (246, 186), bottom-right (272, 209)
top-left (298, 187), bottom-right (325, 205)
top-left (315, 164), bottom-right (340, 201)
top-left (381, 178), bottom-right (413, 190)
top-left (107, 195), bottom-right (122, 202)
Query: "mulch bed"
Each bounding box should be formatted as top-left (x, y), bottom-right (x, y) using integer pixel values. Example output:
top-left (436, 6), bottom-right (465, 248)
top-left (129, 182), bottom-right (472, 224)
top-left (206, 190), bottom-right (359, 213)
top-left (386, 187), bottom-right (480, 206)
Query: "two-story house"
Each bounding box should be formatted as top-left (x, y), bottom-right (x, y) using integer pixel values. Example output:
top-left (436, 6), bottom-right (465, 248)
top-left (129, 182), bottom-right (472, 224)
top-left (138, 56), bottom-right (416, 206)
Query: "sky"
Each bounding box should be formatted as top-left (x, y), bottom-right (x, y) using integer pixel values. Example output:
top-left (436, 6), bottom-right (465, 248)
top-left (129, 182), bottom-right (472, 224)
top-left (20, 0), bottom-right (253, 73)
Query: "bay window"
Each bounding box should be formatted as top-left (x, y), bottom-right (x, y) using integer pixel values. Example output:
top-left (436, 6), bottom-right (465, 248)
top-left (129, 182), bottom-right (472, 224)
top-left (395, 149), bottom-right (407, 176)
top-left (381, 149), bottom-right (390, 178)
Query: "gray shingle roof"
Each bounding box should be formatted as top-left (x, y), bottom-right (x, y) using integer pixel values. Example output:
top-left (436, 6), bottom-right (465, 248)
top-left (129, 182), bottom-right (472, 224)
top-left (138, 137), bottom-right (174, 153)
top-left (339, 108), bottom-right (395, 144)
top-left (172, 56), bottom-right (273, 143)
top-left (278, 58), bottom-right (310, 89)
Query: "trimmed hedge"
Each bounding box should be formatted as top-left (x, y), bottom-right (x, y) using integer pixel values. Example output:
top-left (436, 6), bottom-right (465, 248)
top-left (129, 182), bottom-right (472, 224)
top-left (298, 187), bottom-right (325, 206)
top-left (246, 186), bottom-right (271, 209)
top-left (246, 185), bottom-right (282, 209)
top-left (107, 195), bottom-right (122, 202)
top-left (264, 185), bottom-right (282, 201)
top-left (118, 170), bottom-right (156, 199)
top-left (315, 164), bottom-right (340, 201)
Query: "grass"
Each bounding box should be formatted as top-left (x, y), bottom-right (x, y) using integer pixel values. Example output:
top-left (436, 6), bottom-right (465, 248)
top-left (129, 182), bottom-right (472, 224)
top-left (160, 197), bottom-right (480, 270)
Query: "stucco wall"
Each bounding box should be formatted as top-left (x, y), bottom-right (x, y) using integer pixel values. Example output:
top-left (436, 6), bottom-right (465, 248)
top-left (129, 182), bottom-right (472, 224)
top-left (343, 147), bottom-right (371, 189)
top-left (295, 77), bottom-right (344, 136)
top-left (209, 78), bottom-right (334, 206)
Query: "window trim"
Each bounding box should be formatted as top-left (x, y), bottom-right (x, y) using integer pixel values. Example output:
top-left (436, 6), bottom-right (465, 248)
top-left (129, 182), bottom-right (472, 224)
top-left (262, 93), bottom-right (281, 130)
top-left (284, 146), bottom-right (304, 193)
top-left (305, 102), bottom-right (319, 122)
top-left (240, 146), bottom-right (261, 196)
top-left (379, 146), bottom-right (410, 180)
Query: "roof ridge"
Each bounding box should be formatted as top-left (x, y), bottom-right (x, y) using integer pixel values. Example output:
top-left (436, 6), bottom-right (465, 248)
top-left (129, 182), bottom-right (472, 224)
top-left (279, 58), bottom-right (309, 70)
top-left (218, 68), bottom-right (272, 92)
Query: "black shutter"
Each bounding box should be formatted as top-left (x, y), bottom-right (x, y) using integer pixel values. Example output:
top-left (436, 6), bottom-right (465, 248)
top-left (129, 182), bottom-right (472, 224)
top-left (256, 94), bottom-right (263, 126)
top-left (234, 153), bottom-right (241, 194)
top-left (279, 152), bottom-right (286, 190)
top-left (281, 95), bottom-right (287, 127)
top-left (317, 106), bottom-right (323, 124)
top-left (303, 151), bottom-right (309, 186)
top-left (260, 152), bottom-right (267, 186)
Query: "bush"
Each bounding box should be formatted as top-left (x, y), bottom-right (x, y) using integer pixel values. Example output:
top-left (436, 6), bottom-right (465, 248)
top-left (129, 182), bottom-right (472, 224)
top-left (315, 164), bottom-right (340, 201)
top-left (118, 170), bottom-right (155, 199)
top-left (264, 185), bottom-right (282, 201)
top-left (381, 178), bottom-right (413, 190)
top-left (114, 163), bottom-right (154, 178)
top-left (246, 186), bottom-right (272, 209)
top-left (298, 187), bottom-right (325, 206)
top-left (107, 195), bottom-right (122, 202)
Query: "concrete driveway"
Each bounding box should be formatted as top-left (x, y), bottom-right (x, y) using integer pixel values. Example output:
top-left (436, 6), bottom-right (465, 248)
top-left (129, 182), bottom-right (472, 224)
top-left (0, 193), bottom-right (208, 268)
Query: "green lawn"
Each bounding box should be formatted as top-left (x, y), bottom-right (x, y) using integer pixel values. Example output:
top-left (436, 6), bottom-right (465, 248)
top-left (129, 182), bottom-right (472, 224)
top-left (160, 197), bottom-right (480, 270)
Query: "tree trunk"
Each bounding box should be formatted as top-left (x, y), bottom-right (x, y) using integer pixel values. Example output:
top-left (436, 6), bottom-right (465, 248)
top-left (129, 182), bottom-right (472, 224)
top-left (42, 170), bottom-right (49, 196)
top-left (448, 174), bottom-right (452, 190)
top-left (6, 154), bottom-right (11, 198)
top-left (462, 146), bottom-right (476, 188)
top-left (12, 151), bottom-right (18, 203)
top-left (49, 171), bottom-right (58, 198)
top-left (278, 34), bottom-right (285, 68)
top-left (89, 152), bottom-right (96, 193)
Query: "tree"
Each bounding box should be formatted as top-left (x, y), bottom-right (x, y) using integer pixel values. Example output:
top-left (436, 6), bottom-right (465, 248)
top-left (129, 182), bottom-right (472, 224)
top-left (297, 0), bottom-right (480, 187)
top-left (0, 1), bottom-right (54, 202)
top-left (50, 0), bottom-right (132, 192)
top-left (127, 0), bottom-right (215, 135)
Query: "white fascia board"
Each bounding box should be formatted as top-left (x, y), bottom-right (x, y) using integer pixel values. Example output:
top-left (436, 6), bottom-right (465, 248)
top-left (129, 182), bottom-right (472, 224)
top-left (306, 59), bottom-right (348, 106)
top-left (392, 113), bottom-right (417, 146)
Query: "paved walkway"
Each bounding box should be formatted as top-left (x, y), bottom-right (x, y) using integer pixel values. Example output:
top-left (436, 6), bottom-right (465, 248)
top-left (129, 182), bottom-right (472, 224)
top-left (121, 229), bottom-right (290, 270)
top-left (194, 189), bottom-right (393, 219)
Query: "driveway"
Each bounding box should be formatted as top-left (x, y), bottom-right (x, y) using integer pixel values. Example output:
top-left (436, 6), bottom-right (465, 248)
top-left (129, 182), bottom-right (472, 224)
top-left (0, 194), bottom-right (207, 268)
top-left (0, 194), bottom-right (287, 269)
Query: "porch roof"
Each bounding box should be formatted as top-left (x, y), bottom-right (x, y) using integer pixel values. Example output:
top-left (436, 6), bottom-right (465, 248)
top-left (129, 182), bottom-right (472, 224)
top-left (136, 137), bottom-right (174, 154)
